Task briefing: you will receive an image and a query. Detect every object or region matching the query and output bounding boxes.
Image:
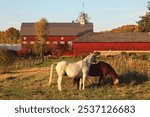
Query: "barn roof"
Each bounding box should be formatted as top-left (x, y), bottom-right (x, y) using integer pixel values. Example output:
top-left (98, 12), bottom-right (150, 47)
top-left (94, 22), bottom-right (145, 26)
top-left (73, 32), bottom-right (150, 42)
top-left (20, 23), bottom-right (93, 36)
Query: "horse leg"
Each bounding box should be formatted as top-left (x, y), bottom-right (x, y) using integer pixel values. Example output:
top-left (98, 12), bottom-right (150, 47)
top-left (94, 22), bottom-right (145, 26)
top-left (101, 74), bottom-right (105, 87)
top-left (98, 76), bottom-right (101, 87)
top-left (98, 73), bottom-right (104, 87)
top-left (79, 78), bottom-right (82, 90)
top-left (82, 74), bottom-right (87, 90)
top-left (57, 75), bottom-right (63, 91)
top-left (77, 77), bottom-right (80, 89)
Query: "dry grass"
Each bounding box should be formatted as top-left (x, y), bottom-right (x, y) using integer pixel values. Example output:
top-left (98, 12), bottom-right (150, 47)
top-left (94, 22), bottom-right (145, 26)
top-left (0, 67), bottom-right (49, 81)
top-left (0, 57), bottom-right (150, 100)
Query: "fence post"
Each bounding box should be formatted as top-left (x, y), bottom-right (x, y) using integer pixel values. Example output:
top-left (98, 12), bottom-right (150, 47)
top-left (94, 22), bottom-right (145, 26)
top-left (16, 63), bottom-right (18, 69)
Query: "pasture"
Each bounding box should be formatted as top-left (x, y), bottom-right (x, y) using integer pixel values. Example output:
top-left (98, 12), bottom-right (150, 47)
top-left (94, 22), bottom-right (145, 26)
top-left (0, 56), bottom-right (150, 100)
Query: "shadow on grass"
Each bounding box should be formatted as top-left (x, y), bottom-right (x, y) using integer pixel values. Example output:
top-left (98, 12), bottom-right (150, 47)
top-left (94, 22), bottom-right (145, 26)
top-left (119, 70), bottom-right (148, 85)
top-left (87, 77), bottom-right (114, 88)
top-left (65, 70), bottom-right (149, 89)
top-left (87, 70), bottom-right (149, 88)
top-left (0, 71), bottom-right (13, 74)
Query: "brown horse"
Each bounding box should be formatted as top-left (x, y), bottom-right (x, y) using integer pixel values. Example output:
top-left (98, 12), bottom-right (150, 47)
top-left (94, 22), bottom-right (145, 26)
top-left (88, 61), bottom-right (119, 86)
top-left (74, 61), bottom-right (119, 88)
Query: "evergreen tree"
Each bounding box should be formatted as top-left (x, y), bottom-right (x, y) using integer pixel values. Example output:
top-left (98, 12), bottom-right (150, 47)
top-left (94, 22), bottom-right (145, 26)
top-left (137, 2), bottom-right (150, 32)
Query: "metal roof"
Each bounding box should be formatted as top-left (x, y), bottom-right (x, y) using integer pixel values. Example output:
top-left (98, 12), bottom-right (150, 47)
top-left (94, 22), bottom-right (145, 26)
top-left (20, 23), bottom-right (93, 36)
top-left (73, 32), bottom-right (150, 42)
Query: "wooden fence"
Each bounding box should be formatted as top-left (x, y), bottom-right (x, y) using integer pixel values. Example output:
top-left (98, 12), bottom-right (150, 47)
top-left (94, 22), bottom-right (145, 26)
top-left (9, 58), bottom-right (43, 70)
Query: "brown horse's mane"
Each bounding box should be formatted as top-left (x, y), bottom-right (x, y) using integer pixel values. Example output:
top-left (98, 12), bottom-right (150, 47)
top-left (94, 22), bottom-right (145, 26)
top-left (88, 61), bottom-right (118, 78)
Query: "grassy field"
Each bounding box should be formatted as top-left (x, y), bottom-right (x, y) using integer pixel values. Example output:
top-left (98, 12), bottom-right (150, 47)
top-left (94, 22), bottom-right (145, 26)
top-left (0, 57), bottom-right (150, 100)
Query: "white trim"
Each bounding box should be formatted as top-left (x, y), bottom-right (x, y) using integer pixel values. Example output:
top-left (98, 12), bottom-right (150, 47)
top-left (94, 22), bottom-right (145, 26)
top-left (60, 41), bottom-right (65, 44)
top-left (23, 41), bottom-right (28, 44)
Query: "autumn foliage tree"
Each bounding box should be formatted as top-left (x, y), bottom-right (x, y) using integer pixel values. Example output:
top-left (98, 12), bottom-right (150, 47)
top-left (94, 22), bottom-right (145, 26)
top-left (111, 25), bottom-right (139, 33)
top-left (0, 27), bottom-right (20, 44)
top-left (4, 27), bottom-right (20, 43)
top-left (32, 42), bottom-right (50, 57)
top-left (34, 18), bottom-right (48, 60)
top-left (0, 31), bottom-right (5, 43)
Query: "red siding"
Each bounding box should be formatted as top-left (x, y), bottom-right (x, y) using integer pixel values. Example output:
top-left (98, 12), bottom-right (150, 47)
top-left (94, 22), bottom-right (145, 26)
top-left (21, 36), bottom-right (78, 44)
top-left (47, 36), bottom-right (78, 41)
top-left (73, 42), bottom-right (150, 55)
top-left (21, 35), bottom-right (79, 55)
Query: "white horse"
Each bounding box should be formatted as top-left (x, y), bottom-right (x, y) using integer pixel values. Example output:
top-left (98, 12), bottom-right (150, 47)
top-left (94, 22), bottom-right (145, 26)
top-left (48, 53), bottom-right (96, 91)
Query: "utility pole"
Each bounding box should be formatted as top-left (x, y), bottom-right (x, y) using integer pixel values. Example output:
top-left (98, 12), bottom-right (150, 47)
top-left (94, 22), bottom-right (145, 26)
top-left (82, 3), bottom-right (85, 13)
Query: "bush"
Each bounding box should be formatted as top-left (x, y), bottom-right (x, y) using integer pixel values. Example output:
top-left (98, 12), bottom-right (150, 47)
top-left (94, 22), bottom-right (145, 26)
top-left (129, 52), bottom-right (137, 59)
top-left (140, 54), bottom-right (150, 60)
top-left (0, 49), bottom-right (16, 73)
top-left (120, 51), bottom-right (128, 56)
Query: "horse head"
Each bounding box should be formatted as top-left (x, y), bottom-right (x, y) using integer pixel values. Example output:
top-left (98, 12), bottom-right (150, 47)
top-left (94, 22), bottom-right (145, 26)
top-left (113, 78), bottom-right (120, 89)
top-left (84, 53), bottom-right (96, 63)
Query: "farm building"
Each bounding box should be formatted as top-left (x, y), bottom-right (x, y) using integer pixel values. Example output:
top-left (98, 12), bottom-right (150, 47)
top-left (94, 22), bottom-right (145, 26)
top-left (20, 22), bottom-right (93, 55)
top-left (73, 32), bottom-right (150, 55)
top-left (0, 44), bottom-right (21, 51)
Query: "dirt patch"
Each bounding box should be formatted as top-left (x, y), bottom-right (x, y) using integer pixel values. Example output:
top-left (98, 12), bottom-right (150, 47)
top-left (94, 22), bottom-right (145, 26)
top-left (0, 67), bottom-right (50, 81)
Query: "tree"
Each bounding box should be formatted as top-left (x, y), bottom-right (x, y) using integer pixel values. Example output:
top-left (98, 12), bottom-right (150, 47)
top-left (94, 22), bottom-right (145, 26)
top-left (32, 42), bottom-right (51, 57)
top-left (0, 31), bottom-right (5, 43)
top-left (137, 2), bottom-right (150, 32)
top-left (111, 25), bottom-right (139, 33)
top-left (35, 18), bottom-right (48, 61)
top-left (4, 27), bottom-right (20, 43)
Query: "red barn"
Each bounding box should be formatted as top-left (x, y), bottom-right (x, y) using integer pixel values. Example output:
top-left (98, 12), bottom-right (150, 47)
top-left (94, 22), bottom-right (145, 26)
top-left (20, 22), bottom-right (93, 55)
top-left (73, 32), bottom-right (150, 55)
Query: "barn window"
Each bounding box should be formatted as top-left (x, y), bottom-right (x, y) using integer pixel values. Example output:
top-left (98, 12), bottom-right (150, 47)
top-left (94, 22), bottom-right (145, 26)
top-left (46, 41), bottom-right (50, 44)
top-left (60, 41), bottom-right (65, 44)
top-left (52, 41), bottom-right (57, 44)
top-left (67, 41), bottom-right (72, 45)
top-left (61, 37), bottom-right (64, 40)
top-left (23, 41), bottom-right (28, 44)
top-left (30, 41), bottom-right (34, 44)
top-left (23, 37), bottom-right (26, 40)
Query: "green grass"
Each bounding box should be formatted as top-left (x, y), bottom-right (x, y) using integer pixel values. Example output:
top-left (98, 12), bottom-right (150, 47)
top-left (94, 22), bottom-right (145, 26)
top-left (35, 57), bottom-right (78, 67)
top-left (0, 57), bottom-right (150, 100)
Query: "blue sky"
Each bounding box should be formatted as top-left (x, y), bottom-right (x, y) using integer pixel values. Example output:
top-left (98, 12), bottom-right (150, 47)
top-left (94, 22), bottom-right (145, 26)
top-left (0, 0), bottom-right (148, 32)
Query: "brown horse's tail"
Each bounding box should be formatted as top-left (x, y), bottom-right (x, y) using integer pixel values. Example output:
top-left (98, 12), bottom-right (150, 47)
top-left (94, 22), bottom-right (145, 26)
top-left (48, 62), bottom-right (58, 86)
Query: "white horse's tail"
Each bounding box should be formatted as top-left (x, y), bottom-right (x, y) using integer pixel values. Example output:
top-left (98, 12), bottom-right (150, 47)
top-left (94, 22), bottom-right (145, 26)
top-left (48, 62), bottom-right (58, 86)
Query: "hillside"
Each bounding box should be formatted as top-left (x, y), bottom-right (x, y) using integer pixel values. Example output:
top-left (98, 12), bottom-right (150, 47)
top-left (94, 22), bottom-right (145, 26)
top-left (111, 25), bottom-right (140, 33)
